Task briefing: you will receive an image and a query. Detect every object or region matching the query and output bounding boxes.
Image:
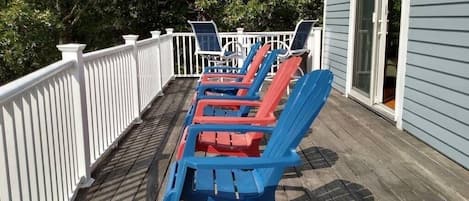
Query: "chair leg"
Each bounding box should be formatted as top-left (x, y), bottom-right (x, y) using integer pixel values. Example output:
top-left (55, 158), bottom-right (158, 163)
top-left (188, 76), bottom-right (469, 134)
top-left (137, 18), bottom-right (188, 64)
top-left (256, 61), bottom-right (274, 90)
top-left (294, 166), bottom-right (303, 177)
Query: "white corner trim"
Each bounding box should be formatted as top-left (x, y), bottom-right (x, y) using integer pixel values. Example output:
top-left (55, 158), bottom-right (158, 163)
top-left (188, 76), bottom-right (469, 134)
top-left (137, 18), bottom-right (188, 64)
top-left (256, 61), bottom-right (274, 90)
top-left (322, 0), bottom-right (328, 70)
top-left (395, 0), bottom-right (411, 130)
top-left (345, 0), bottom-right (356, 97)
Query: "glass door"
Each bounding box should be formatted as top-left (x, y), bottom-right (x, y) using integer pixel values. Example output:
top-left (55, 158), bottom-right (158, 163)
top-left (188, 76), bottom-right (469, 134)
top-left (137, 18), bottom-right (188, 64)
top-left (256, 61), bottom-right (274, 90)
top-left (352, 0), bottom-right (376, 99)
top-left (351, 0), bottom-right (402, 117)
top-left (376, 0), bottom-right (401, 111)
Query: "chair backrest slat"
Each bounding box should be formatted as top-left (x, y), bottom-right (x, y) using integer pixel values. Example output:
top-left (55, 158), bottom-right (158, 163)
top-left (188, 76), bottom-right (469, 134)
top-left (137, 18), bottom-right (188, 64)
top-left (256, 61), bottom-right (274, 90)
top-left (238, 42), bottom-right (262, 74)
top-left (256, 57), bottom-right (302, 117)
top-left (237, 44), bottom-right (271, 96)
top-left (237, 50), bottom-right (279, 115)
top-left (290, 20), bottom-right (317, 51)
top-left (189, 21), bottom-right (222, 52)
top-left (257, 70), bottom-right (334, 185)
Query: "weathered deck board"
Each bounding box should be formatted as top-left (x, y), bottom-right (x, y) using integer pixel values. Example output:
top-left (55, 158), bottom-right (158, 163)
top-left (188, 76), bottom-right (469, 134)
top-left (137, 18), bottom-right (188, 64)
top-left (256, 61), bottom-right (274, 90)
top-left (75, 78), bottom-right (469, 201)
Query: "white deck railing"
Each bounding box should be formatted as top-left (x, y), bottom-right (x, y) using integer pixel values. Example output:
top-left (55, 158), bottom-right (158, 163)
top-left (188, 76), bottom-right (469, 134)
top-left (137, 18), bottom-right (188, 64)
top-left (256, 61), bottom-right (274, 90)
top-left (0, 27), bottom-right (321, 201)
top-left (172, 27), bottom-right (322, 77)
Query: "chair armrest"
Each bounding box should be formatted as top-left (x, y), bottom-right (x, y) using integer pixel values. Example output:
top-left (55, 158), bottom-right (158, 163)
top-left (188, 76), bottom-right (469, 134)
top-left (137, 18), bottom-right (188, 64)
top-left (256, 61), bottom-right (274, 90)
top-left (204, 66), bottom-right (245, 74)
top-left (200, 74), bottom-right (246, 82)
top-left (195, 50), bottom-right (224, 57)
top-left (193, 99), bottom-right (276, 124)
top-left (193, 115), bottom-right (276, 125)
top-left (197, 82), bottom-right (252, 95)
top-left (290, 49), bottom-right (310, 56)
top-left (198, 82), bottom-right (251, 89)
top-left (196, 94), bottom-right (260, 101)
top-left (188, 124), bottom-right (274, 135)
top-left (195, 99), bottom-right (262, 116)
top-left (184, 151), bottom-right (301, 169)
top-left (221, 41), bottom-right (243, 56)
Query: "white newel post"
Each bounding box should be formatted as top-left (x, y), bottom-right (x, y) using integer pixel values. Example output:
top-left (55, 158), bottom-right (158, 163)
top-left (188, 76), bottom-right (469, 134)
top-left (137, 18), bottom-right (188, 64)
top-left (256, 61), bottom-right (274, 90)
top-left (307, 28), bottom-right (323, 71)
top-left (313, 28), bottom-right (322, 70)
top-left (151, 30), bottom-right (164, 95)
top-left (237, 28), bottom-right (245, 68)
top-left (56, 44), bottom-right (94, 187)
top-left (165, 28), bottom-right (175, 78)
top-left (123, 35), bottom-right (143, 124)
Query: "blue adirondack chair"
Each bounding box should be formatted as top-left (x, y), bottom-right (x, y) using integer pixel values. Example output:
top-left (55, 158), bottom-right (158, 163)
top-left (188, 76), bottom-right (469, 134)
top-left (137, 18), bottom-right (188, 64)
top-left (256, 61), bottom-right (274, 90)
top-left (183, 50), bottom-right (281, 125)
top-left (189, 20), bottom-right (242, 65)
top-left (164, 70), bottom-right (334, 201)
top-left (203, 42), bottom-right (262, 75)
top-left (196, 43), bottom-right (271, 96)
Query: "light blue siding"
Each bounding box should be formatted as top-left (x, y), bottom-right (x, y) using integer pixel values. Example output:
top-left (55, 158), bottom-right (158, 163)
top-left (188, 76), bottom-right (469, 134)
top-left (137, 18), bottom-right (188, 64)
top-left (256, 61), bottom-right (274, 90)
top-left (323, 0), bottom-right (350, 92)
top-left (403, 1), bottom-right (469, 168)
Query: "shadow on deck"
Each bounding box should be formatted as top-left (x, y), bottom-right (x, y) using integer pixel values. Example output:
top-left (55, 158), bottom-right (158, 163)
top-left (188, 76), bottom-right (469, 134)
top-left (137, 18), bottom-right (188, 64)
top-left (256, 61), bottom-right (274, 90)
top-left (76, 78), bottom-right (469, 201)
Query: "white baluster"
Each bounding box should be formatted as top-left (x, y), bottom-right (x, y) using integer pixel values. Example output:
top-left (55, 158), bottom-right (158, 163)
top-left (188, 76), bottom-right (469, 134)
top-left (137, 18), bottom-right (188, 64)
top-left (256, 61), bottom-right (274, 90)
top-left (237, 27), bottom-right (245, 68)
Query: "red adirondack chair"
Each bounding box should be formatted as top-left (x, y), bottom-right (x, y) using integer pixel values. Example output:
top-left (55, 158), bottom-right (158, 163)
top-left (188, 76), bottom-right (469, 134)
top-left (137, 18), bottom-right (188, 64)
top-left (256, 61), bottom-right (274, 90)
top-left (197, 44), bottom-right (271, 98)
top-left (177, 56), bottom-right (303, 159)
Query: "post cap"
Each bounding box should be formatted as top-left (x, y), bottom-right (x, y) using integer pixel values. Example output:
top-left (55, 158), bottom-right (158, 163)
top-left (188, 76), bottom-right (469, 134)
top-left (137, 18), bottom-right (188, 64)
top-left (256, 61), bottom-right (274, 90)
top-left (165, 28), bottom-right (174, 34)
top-left (236, 28), bottom-right (244, 33)
top-left (122, 35), bottom-right (139, 42)
top-left (151, 31), bottom-right (161, 38)
top-left (56, 44), bottom-right (86, 53)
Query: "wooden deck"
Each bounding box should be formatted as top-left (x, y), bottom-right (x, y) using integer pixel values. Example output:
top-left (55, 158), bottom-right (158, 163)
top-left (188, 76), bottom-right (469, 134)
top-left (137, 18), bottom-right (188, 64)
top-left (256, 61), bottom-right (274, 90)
top-left (75, 78), bottom-right (469, 201)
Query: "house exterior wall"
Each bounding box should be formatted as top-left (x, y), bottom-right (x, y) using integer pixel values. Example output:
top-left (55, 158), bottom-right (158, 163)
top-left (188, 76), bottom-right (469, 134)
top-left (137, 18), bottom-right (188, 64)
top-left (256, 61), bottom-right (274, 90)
top-left (323, 0), bottom-right (350, 93)
top-left (402, 0), bottom-right (469, 168)
top-left (323, 0), bottom-right (469, 168)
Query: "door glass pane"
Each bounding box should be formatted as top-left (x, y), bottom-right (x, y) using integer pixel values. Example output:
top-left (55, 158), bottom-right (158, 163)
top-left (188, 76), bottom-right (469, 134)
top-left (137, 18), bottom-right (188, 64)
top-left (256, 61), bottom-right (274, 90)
top-left (353, 0), bottom-right (375, 96)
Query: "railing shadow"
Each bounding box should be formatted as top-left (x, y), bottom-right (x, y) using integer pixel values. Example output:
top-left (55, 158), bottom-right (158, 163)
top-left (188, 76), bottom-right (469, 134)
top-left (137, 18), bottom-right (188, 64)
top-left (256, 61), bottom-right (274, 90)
top-left (282, 146), bottom-right (339, 178)
top-left (75, 79), bottom-right (195, 201)
top-left (280, 179), bottom-right (374, 201)
top-left (301, 146), bottom-right (339, 170)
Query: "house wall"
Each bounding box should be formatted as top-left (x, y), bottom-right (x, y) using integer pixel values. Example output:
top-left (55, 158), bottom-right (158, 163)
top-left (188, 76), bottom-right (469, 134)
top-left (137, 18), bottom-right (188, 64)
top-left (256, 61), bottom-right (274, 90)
top-left (323, 0), bottom-right (350, 93)
top-left (402, 0), bottom-right (469, 168)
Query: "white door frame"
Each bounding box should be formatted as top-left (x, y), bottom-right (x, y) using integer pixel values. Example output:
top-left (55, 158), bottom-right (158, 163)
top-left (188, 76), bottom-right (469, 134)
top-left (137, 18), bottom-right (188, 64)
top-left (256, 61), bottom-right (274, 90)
top-left (395, 0), bottom-right (410, 129)
top-left (344, 0), bottom-right (410, 129)
top-left (374, 0), bottom-right (389, 104)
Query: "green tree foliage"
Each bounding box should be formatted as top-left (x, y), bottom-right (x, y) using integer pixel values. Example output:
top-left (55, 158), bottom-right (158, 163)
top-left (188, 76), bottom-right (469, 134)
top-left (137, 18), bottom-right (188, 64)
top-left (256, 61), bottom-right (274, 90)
top-left (0, 0), bottom-right (193, 85)
top-left (0, 0), bottom-right (321, 85)
top-left (0, 0), bottom-right (59, 85)
top-left (195, 0), bottom-right (323, 31)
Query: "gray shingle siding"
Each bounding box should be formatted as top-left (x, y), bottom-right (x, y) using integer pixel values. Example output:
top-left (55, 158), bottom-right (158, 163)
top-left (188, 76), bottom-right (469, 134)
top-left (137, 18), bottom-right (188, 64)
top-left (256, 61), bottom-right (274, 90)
top-left (323, 0), bottom-right (350, 93)
top-left (403, 0), bottom-right (469, 168)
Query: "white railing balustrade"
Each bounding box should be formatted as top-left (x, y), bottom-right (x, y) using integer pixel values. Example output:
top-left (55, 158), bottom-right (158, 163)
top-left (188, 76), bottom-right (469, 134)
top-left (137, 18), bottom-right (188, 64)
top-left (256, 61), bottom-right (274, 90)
top-left (82, 42), bottom-right (137, 165)
top-left (0, 30), bottom-right (175, 201)
top-left (0, 60), bottom-right (82, 201)
top-left (0, 27), bottom-right (322, 201)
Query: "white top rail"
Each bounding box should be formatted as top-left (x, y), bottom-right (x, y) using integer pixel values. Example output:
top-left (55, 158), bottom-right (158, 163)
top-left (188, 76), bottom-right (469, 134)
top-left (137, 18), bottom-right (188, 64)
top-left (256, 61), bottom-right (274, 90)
top-left (172, 29), bottom-right (321, 37)
top-left (136, 37), bottom-right (159, 47)
top-left (160, 34), bottom-right (172, 40)
top-left (83, 44), bottom-right (133, 61)
top-left (0, 59), bottom-right (74, 103)
top-left (173, 30), bottom-right (318, 35)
